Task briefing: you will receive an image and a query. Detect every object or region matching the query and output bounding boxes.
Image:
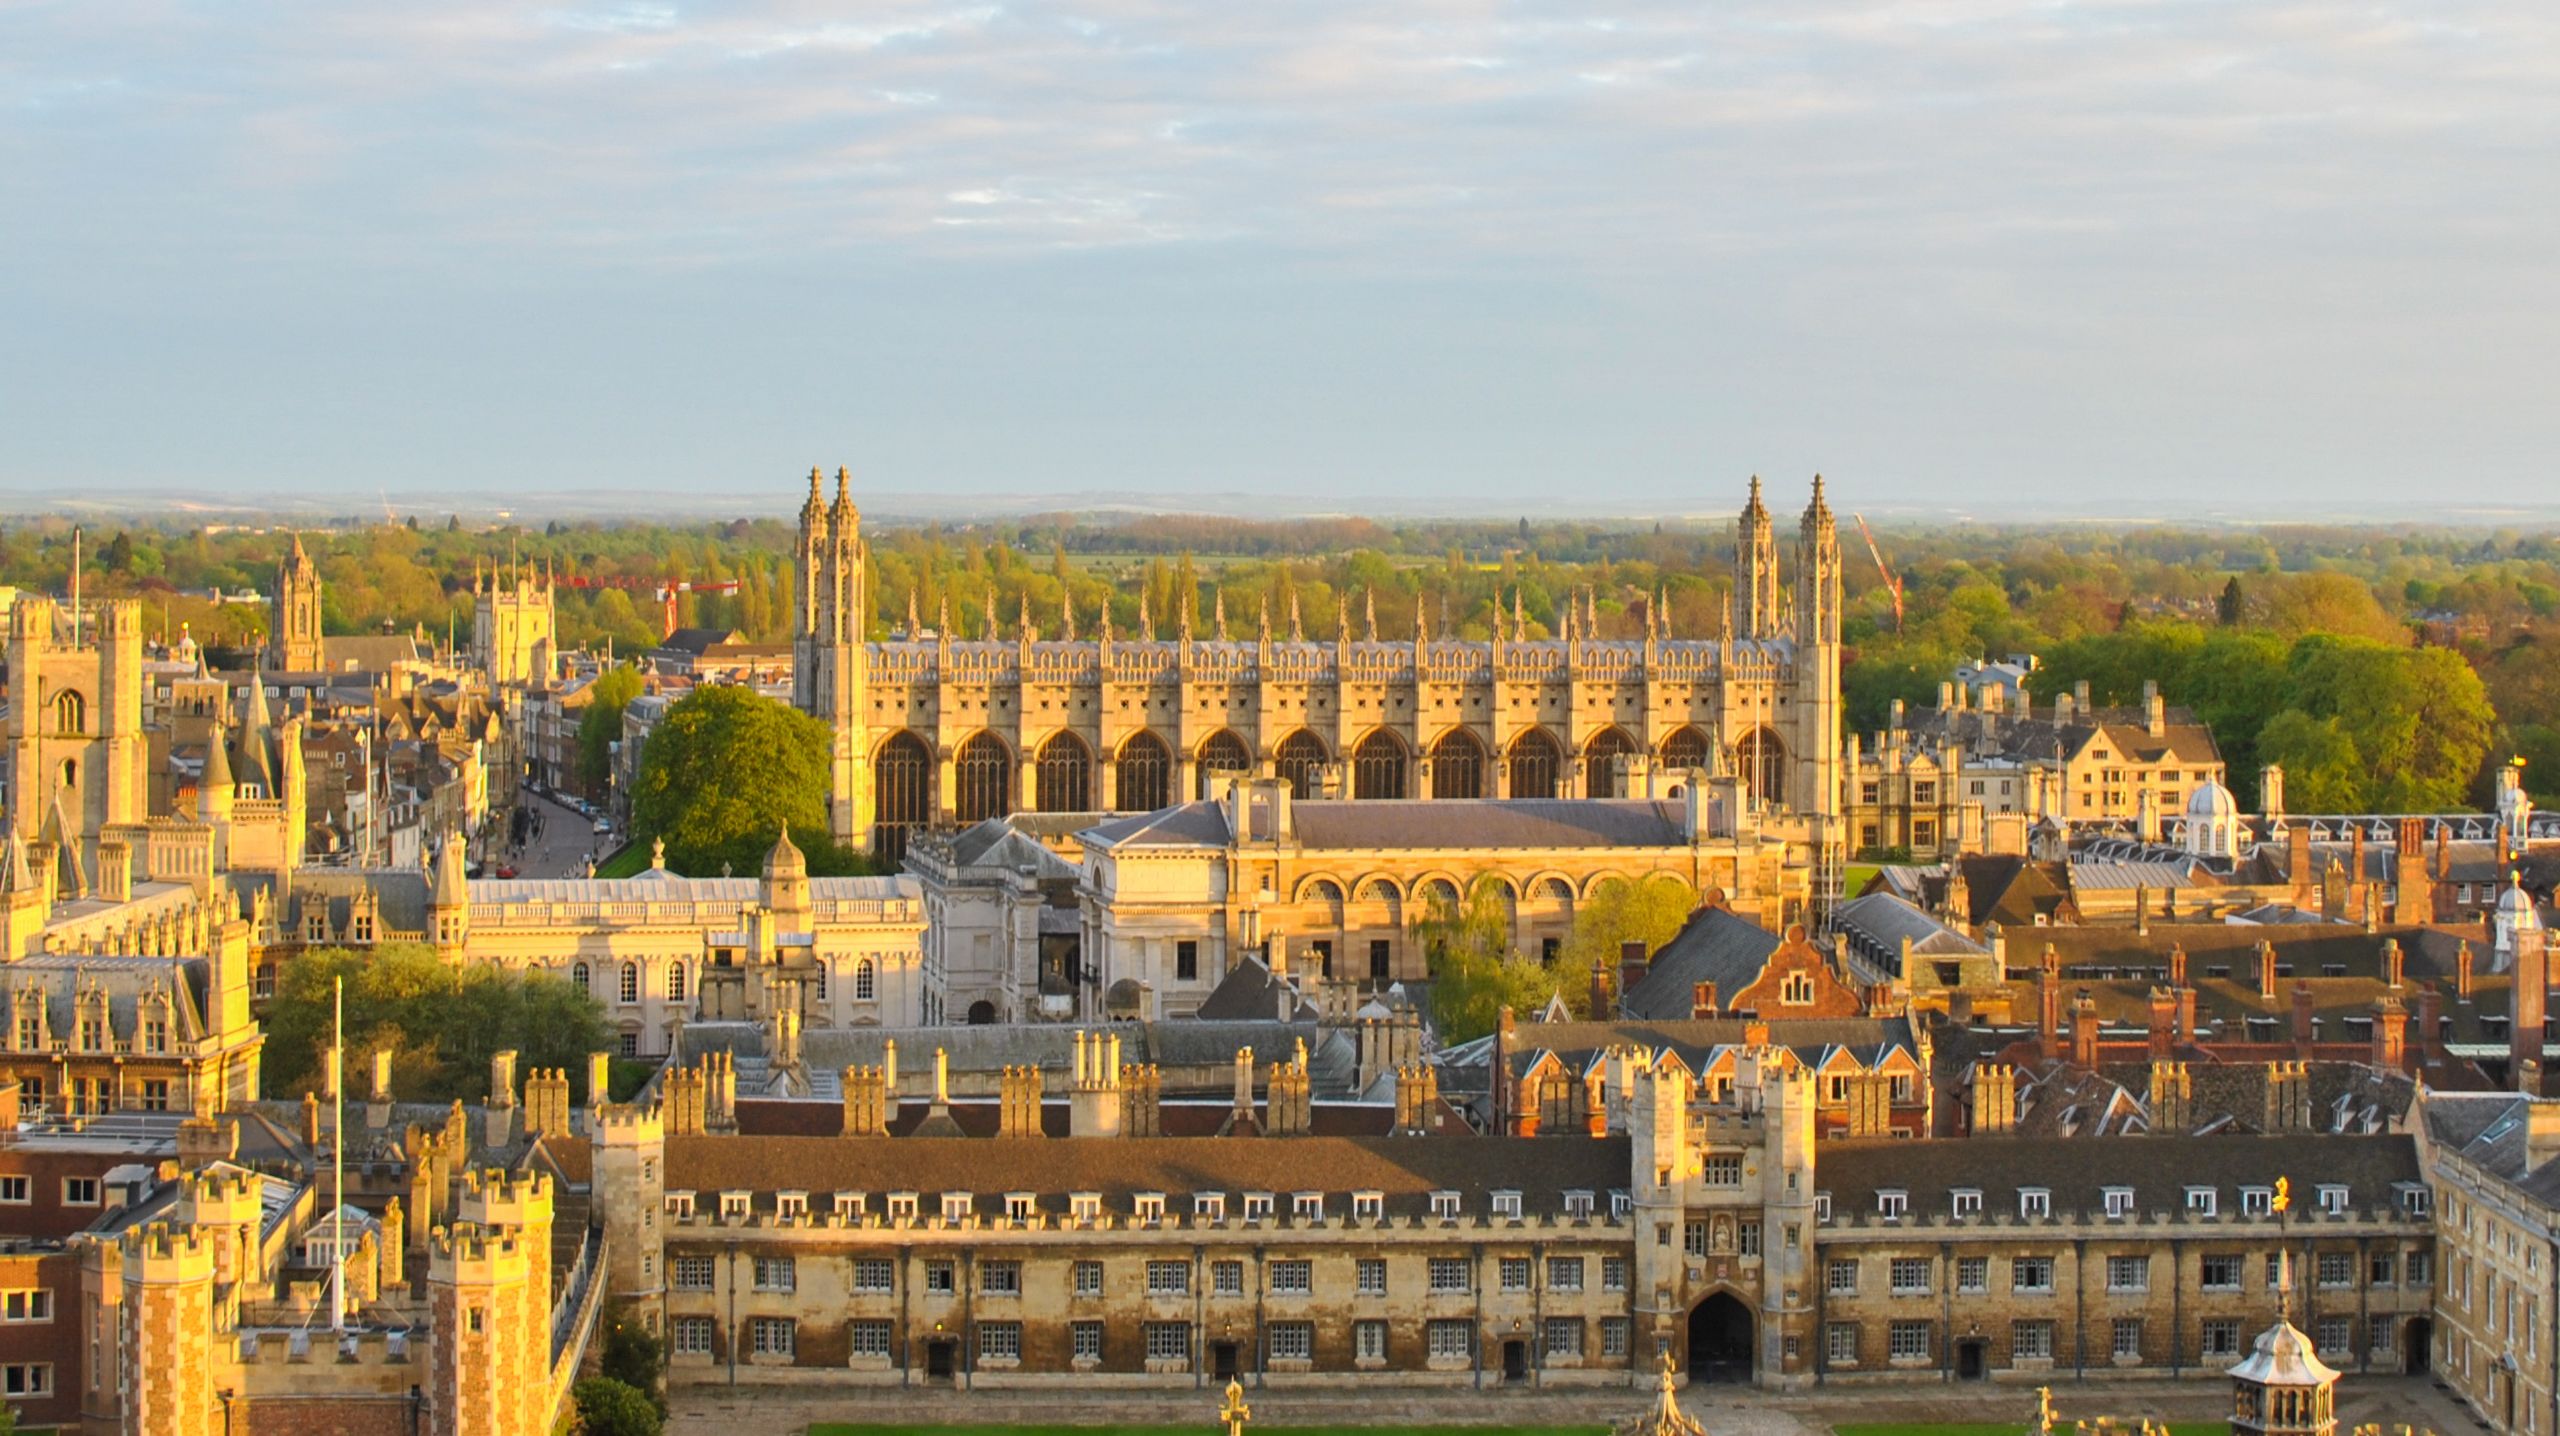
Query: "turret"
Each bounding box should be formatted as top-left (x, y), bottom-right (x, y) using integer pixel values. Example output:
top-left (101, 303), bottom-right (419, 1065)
top-left (1737, 477), bottom-right (1780, 639)
top-left (762, 823), bottom-right (811, 920)
top-left (429, 828), bottom-right (469, 956)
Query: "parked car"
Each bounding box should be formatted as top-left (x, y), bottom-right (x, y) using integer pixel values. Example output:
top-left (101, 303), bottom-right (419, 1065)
top-left (494, 864), bottom-right (518, 879)
top-left (592, 818), bottom-right (613, 835)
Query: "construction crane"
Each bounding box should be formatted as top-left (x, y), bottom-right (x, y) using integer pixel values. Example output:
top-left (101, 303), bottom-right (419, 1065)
top-left (557, 574), bottom-right (744, 639)
top-left (1853, 513), bottom-right (1904, 632)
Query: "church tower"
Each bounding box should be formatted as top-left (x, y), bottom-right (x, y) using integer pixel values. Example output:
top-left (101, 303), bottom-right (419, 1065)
top-left (1737, 477), bottom-right (1781, 639)
top-left (792, 467), bottom-right (869, 849)
top-left (7, 596), bottom-right (147, 844)
top-left (267, 533), bottom-right (325, 672)
top-left (1792, 477), bottom-right (1842, 822)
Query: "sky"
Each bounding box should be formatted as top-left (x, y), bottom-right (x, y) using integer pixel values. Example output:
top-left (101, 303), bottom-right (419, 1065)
top-left (4, 0), bottom-right (2556, 517)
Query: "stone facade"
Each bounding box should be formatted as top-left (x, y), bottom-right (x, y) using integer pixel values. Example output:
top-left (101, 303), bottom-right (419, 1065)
top-left (791, 471), bottom-right (1844, 880)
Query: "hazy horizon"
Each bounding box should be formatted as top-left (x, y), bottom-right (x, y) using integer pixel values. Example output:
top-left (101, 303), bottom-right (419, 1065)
top-left (6, 2), bottom-right (2555, 508)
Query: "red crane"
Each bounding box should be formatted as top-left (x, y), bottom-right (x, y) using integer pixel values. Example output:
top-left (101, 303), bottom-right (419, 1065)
top-left (1853, 513), bottom-right (1903, 632)
top-left (556, 574), bottom-right (743, 639)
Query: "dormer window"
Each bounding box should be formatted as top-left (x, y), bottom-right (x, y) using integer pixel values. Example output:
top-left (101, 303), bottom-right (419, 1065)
top-left (1563, 1190), bottom-right (1594, 1219)
top-left (1815, 1192), bottom-right (1833, 1223)
top-left (833, 1191), bottom-right (864, 1221)
top-left (1609, 1190), bottom-right (1632, 1219)
top-left (941, 1193), bottom-right (974, 1223)
top-left (1951, 1188), bottom-right (1982, 1218)
top-left (2103, 1187), bottom-right (2134, 1220)
top-left (1071, 1193), bottom-right (1102, 1224)
top-left (2019, 1188), bottom-right (2051, 1219)
top-left (887, 1192), bottom-right (919, 1222)
top-left (1005, 1193), bottom-right (1035, 1223)
top-left (1241, 1192), bottom-right (1274, 1222)
top-left (1293, 1192), bottom-right (1325, 1222)
top-left (1877, 1190), bottom-right (1908, 1220)
top-left (1192, 1193), bottom-right (1224, 1222)
top-left (719, 1191), bottom-right (750, 1220)
top-left (1133, 1193), bottom-right (1165, 1224)
top-left (664, 1191), bottom-right (695, 1219)
top-left (1431, 1191), bottom-right (1462, 1221)
top-left (1353, 1191), bottom-right (1386, 1222)
top-left (2317, 1185), bottom-right (2349, 1216)
top-left (2185, 1187), bottom-right (2217, 1218)
top-left (2240, 1187), bottom-right (2274, 1218)
top-left (1491, 1190), bottom-right (1524, 1220)
top-left (775, 1192), bottom-right (808, 1221)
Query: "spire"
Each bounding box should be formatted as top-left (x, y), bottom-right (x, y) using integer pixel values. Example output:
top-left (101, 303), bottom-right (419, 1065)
top-left (763, 822), bottom-right (807, 880)
top-left (831, 465), bottom-right (858, 524)
top-left (1214, 587), bottom-right (1228, 642)
top-left (1363, 587), bottom-right (1377, 642)
top-left (1139, 590), bottom-right (1154, 641)
top-left (237, 672), bottom-right (277, 795)
top-left (5, 830), bottom-right (34, 896)
top-left (1336, 593), bottom-right (1349, 643)
top-left (800, 466), bottom-right (826, 527)
top-left (1257, 592), bottom-right (1270, 644)
top-left (1414, 593), bottom-right (1428, 646)
top-left (1019, 592), bottom-right (1035, 644)
top-left (907, 589), bottom-right (920, 638)
top-left (201, 720), bottom-right (235, 797)
top-left (1513, 588), bottom-right (1526, 639)
top-left (1289, 589), bottom-right (1303, 642)
top-left (1061, 588), bottom-right (1075, 642)
top-left (1804, 473), bottom-right (1835, 530)
top-left (937, 593), bottom-right (951, 646)
top-left (983, 585), bottom-right (998, 641)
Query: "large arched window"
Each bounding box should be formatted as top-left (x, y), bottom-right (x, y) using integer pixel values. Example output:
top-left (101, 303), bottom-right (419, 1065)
top-left (571, 961), bottom-right (591, 991)
top-left (1736, 727), bottom-right (1788, 807)
top-left (1659, 725), bottom-right (1712, 776)
top-left (1429, 729), bottom-right (1486, 800)
top-left (665, 961), bottom-right (687, 1002)
top-left (1352, 731), bottom-right (1407, 800)
top-left (53, 689), bottom-right (86, 736)
top-left (1508, 729), bottom-right (1562, 801)
top-left (1116, 731), bottom-right (1172, 812)
top-left (1273, 731), bottom-right (1328, 800)
top-left (855, 957), bottom-right (877, 1002)
top-left (1034, 731), bottom-right (1092, 813)
top-left (872, 731), bottom-right (934, 863)
top-left (618, 962), bottom-right (639, 1004)
top-left (1196, 730), bottom-right (1253, 800)
top-left (1584, 727), bottom-right (1636, 799)
top-left (955, 732), bottom-right (1014, 824)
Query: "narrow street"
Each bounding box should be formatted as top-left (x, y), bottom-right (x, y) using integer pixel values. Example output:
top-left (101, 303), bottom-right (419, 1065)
top-left (495, 786), bottom-right (622, 880)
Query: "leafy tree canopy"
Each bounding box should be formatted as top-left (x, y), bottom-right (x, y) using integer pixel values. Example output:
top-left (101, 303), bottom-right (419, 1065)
top-left (572, 1377), bottom-right (663, 1436)
top-left (1558, 874), bottom-right (1699, 1002)
top-left (263, 945), bottom-right (608, 1102)
top-left (628, 684), bottom-right (870, 878)
top-left (1414, 875), bottom-right (1563, 1044)
top-left (577, 665), bottom-right (646, 794)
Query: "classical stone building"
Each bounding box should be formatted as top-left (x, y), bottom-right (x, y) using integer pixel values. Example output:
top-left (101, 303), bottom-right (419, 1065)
top-left (2419, 1089), bottom-right (2560, 1436)
top-left (593, 1035), bottom-right (2427, 1395)
top-left (7, 597), bottom-right (149, 846)
top-left (790, 470), bottom-right (1844, 880)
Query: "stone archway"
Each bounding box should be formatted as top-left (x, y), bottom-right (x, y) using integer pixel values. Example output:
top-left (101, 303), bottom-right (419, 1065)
top-left (1686, 1292), bottom-right (1754, 1384)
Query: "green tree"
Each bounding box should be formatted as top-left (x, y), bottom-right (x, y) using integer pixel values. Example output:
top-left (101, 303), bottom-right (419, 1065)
top-left (598, 1303), bottom-right (667, 1415)
top-left (2514, 726), bottom-right (2560, 805)
top-left (2255, 711), bottom-right (2364, 813)
top-left (1414, 875), bottom-right (1562, 1043)
top-left (628, 684), bottom-right (868, 877)
top-left (1557, 875), bottom-right (1698, 1004)
top-left (577, 665), bottom-right (646, 794)
top-left (263, 945), bottom-right (608, 1101)
top-left (572, 1377), bottom-right (663, 1436)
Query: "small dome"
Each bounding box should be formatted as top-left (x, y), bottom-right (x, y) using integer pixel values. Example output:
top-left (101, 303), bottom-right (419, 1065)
top-left (2499, 874), bottom-right (2543, 926)
top-left (762, 824), bottom-right (807, 880)
top-left (2186, 778), bottom-right (2238, 820)
top-left (1105, 978), bottom-right (1146, 1019)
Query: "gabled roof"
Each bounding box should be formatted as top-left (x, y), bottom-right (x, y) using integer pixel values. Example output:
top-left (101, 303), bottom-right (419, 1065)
top-left (1622, 908), bottom-right (1778, 1020)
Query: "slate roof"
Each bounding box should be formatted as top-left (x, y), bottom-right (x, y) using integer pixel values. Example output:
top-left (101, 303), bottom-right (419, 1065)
top-left (1444, 1014), bottom-right (1920, 1091)
top-left (679, 1019), bottom-right (1362, 1100)
top-left (1622, 908), bottom-right (1780, 1020)
top-left (1194, 954), bottom-right (1318, 1022)
top-left (1085, 803), bottom-right (1234, 849)
top-left (1833, 893), bottom-right (1986, 978)
top-left (7, 954), bottom-right (214, 1048)
top-left (662, 1132), bottom-right (1633, 1217)
top-left (318, 634), bottom-right (426, 672)
top-left (2426, 1092), bottom-right (2560, 1208)
top-left (1817, 1132), bottom-right (2421, 1220)
top-left (1288, 798), bottom-right (1692, 851)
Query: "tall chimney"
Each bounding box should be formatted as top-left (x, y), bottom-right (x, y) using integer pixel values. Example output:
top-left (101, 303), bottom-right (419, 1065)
top-left (2147, 989), bottom-right (2175, 1061)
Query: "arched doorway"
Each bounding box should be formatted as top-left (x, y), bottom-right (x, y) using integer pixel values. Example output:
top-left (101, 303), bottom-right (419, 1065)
top-left (1735, 727), bottom-right (1787, 807)
top-left (1117, 731), bottom-right (1172, 812)
top-left (1430, 729), bottom-right (1485, 800)
top-left (1197, 730), bottom-right (1253, 800)
top-left (955, 732), bottom-right (1013, 824)
top-left (1352, 731), bottom-right (1408, 800)
top-left (2405, 1316), bottom-right (2432, 1375)
top-left (872, 731), bottom-right (933, 864)
top-left (1034, 731), bottom-right (1092, 813)
top-left (1687, 1292), bottom-right (1754, 1384)
top-left (1274, 731), bottom-right (1329, 800)
top-left (966, 999), bottom-right (998, 1026)
top-left (1508, 729), bottom-right (1562, 800)
top-left (1660, 725), bottom-right (1712, 776)
top-left (1584, 728), bottom-right (1635, 799)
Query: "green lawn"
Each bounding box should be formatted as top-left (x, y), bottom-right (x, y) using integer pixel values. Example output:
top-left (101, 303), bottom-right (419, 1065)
top-left (1836, 1426), bottom-right (2226, 1436)
top-left (593, 842), bottom-right (649, 878)
top-left (812, 1427), bottom-right (1603, 1436)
